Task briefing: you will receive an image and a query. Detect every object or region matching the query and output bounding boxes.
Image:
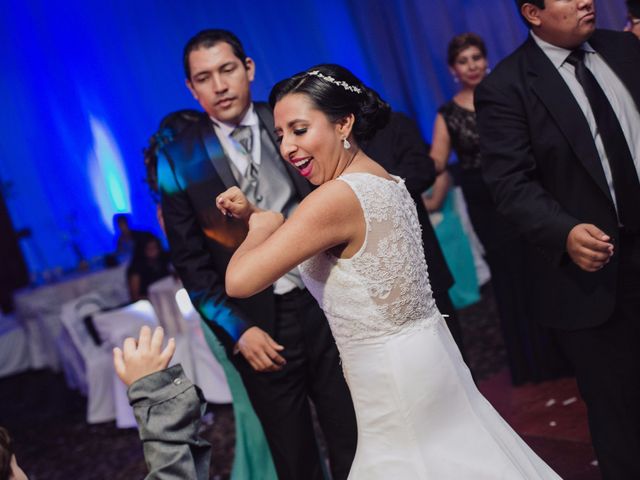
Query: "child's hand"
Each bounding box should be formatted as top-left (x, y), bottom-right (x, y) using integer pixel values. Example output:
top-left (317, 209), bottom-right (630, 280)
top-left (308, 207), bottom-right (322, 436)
top-left (113, 326), bottom-right (176, 386)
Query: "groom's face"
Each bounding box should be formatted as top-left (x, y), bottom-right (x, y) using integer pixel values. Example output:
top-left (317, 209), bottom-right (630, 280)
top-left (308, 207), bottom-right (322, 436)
top-left (533, 0), bottom-right (596, 48)
top-left (186, 41), bottom-right (255, 125)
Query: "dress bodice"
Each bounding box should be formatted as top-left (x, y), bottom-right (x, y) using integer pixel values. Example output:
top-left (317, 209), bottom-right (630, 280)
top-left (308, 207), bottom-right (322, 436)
top-left (438, 101), bottom-right (482, 171)
top-left (299, 173), bottom-right (440, 348)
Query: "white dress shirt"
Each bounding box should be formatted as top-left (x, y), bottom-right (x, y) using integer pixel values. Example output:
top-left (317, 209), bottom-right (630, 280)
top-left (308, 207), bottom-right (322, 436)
top-left (211, 104), bottom-right (262, 176)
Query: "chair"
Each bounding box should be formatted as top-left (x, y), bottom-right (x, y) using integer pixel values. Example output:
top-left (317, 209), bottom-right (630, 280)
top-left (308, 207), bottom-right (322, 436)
top-left (60, 293), bottom-right (116, 423)
top-left (147, 275), bottom-right (188, 336)
top-left (92, 300), bottom-right (159, 349)
top-left (92, 300), bottom-right (160, 428)
top-left (175, 289), bottom-right (232, 404)
top-left (0, 312), bottom-right (30, 378)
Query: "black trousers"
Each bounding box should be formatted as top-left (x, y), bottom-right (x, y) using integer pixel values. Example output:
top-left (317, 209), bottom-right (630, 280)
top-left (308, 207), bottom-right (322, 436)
top-left (554, 231), bottom-right (640, 480)
top-left (232, 288), bottom-right (357, 480)
top-left (462, 173), bottom-right (571, 384)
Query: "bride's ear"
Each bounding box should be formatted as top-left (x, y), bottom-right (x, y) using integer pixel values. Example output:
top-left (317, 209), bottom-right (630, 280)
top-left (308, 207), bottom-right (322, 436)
top-left (336, 113), bottom-right (355, 139)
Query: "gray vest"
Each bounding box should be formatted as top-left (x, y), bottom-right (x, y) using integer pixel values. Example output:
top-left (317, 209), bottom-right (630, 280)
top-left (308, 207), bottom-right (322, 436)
top-left (229, 125), bottom-right (304, 289)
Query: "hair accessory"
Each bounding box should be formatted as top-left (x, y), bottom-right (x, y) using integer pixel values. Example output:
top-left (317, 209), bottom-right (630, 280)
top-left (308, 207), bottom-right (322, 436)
top-left (307, 70), bottom-right (363, 94)
top-left (343, 138), bottom-right (351, 150)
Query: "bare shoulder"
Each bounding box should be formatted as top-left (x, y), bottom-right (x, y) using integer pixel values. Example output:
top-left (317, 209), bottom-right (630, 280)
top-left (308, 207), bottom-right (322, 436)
top-left (294, 179), bottom-right (362, 223)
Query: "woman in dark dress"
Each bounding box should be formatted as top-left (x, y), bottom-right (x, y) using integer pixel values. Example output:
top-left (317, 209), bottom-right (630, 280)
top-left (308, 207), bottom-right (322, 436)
top-left (126, 234), bottom-right (171, 301)
top-left (431, 33), bottom-right (570, 385)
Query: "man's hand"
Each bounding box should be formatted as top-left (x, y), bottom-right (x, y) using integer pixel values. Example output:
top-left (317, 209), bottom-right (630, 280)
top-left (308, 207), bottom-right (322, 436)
top-left (566, 223), bottom-right (614, 272)
top-left (113, 326), bottom-right (176, 386)
top-left (216, 186), bottom-right (256, 220)
top-left (235, 326), bottom-right (286, 372)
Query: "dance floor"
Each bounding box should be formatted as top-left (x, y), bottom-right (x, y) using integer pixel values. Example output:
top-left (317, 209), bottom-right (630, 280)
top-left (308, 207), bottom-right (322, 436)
top-left (0, 286), bottom-right (600, 479)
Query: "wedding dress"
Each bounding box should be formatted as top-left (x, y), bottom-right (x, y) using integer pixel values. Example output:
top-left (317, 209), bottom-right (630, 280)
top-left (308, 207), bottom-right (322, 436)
top-left (299, 172), bottom-right (561, 479)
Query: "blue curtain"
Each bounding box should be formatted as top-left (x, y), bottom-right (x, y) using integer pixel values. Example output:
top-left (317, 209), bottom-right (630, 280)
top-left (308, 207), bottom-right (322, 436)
top-left (0, 0), bottom-right (627, 275)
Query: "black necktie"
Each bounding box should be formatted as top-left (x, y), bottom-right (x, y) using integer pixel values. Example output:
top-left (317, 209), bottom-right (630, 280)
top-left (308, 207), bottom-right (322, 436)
top-left (565, 49), bottom-right (640, 231)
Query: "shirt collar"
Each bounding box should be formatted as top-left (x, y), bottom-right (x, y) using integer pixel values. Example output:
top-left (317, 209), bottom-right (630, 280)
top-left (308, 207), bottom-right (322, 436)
top-left (530, 31), bottom-right (595, 69)
top-left (210, 103), bottom-right (258, 136)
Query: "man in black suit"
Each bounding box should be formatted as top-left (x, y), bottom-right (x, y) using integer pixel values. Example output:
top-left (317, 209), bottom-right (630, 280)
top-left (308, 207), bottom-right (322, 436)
top-left (475, 1), bottom-right (640, 478)
top-left (157, 29), bottom-right (356, 480)
top-left (362, 112), bottom-right (468, 364)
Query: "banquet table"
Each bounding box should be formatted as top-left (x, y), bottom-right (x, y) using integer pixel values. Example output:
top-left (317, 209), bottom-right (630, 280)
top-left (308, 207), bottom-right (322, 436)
top-left (12, 264), bottom-right (129, 371)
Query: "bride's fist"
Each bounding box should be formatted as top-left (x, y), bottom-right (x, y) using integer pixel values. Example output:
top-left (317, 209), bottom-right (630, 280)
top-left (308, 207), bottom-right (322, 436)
top-left (216, 186), bottom-right (255, 220)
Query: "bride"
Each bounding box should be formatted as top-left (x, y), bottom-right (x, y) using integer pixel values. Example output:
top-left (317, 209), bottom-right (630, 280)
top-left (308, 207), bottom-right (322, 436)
top-left (217, 64), bottom-right (561, 479)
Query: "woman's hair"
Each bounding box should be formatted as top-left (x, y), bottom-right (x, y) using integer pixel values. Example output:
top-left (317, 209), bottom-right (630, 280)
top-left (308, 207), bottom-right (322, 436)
top-left (0, 427), bottom-right (13, 480)
top-left (143, 109), bottom-right (204, 201)
top-left (447, 33), bottom-right (487, 66)
top-left (269, 64), bottom-right (391, 142)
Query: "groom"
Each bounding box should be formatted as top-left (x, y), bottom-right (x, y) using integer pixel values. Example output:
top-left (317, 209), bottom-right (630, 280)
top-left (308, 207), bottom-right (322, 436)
top-left (157, 29), bottom-right (357, 480)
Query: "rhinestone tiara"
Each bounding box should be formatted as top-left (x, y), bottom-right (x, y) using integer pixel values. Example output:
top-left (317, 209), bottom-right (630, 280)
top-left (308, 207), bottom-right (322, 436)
top-left (306, 70), bottom-right (363, 94)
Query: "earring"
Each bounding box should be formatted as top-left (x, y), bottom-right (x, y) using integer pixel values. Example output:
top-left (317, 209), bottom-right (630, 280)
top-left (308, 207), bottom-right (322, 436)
top-left (343, 138), bottom-right (351, 150)
top-left (453, 75), bottom-right (459, 84)
top-left (486, 66), bottom-right (491, 74)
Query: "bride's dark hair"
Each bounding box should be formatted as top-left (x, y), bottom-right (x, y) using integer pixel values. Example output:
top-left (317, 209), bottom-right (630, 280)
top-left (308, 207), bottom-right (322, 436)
top-left (269, 64), bottom-right (391, 142)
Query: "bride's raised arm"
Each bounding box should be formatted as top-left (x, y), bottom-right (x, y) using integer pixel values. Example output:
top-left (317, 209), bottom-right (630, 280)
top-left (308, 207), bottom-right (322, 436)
top-left (221, 179), bottom-right (363, 298)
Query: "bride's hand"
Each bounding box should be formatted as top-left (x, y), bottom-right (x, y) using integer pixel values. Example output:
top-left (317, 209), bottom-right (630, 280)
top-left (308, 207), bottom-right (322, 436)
top-left (248, 211), bottom-right (284, 234)
top-left (216, 187), bottom-right (256, 220)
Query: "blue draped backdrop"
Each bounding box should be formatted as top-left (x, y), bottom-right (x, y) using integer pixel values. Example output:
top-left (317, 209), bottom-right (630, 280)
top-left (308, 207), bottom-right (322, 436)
top-left (0, 0), bottom-right (627, 275)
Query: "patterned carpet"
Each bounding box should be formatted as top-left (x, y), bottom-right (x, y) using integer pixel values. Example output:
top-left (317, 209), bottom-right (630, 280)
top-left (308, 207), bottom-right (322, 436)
top-left (0, 285), bottom-right (599, 479)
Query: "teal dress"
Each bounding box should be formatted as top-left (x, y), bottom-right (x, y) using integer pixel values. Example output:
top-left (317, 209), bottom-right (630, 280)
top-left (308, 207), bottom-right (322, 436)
top-left (429, 190), bottom-right (480, 309)
top-left (200, 322), bottom-right (278, 480)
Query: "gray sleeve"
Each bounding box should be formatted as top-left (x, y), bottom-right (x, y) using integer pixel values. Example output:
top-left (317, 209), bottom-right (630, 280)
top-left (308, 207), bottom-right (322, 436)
top-left (127, 364), bottom-right (211, 480)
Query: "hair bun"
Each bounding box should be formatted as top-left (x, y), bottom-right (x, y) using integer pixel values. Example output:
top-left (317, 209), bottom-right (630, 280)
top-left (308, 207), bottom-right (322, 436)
top-left (355, 86), bottom-right (391, 140)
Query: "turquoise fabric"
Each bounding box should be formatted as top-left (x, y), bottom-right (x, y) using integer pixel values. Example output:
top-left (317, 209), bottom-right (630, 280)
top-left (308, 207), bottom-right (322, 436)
top-left (431, 191), bottom-right (480, 309)
top-left (200, 321), bottom-right (278, 480)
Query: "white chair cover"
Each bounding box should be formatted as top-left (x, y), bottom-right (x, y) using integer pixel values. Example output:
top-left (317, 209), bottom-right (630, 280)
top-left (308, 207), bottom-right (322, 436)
top-left (175, 289), bottom-right (232, 404)
top-left (147, 276), bottom-right (188, 336)
top-left (0, 313), bottom-right (30, 378)
top-left (92, 300), bottom-right (159, 349)
top-left (92, 300), bottom-right (160, 428)
top-left (60, 293), bottom-right (117, 423)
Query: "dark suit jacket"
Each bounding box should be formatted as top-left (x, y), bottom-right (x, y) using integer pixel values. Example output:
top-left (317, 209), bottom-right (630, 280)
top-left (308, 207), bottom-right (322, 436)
top-left (362, 112), bottom-right (454, 295)
top-left (157, 102), bottom-right (311, 352)
top-left (475, 30), bottom-right (640, 330)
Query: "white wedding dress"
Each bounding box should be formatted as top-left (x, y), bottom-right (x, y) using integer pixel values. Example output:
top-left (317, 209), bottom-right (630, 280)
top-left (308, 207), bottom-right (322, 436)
top-left (299, 173), bottom-right (561, 479)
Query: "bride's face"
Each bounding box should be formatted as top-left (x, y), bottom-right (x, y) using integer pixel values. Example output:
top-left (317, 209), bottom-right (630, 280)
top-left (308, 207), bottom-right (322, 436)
top-left (274, 93), bottom-right (347, 186)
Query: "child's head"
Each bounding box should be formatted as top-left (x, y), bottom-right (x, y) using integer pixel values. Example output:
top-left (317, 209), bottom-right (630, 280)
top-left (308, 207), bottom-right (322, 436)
top-left (0, 427), bottom-right (27, 480)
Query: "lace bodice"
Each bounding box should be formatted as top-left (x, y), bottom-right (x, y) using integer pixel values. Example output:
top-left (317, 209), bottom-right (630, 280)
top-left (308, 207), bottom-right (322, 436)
top-left (299, 173), bottom-right (441, 348)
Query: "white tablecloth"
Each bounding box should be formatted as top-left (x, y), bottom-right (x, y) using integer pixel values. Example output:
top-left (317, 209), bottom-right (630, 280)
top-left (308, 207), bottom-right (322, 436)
top-left (13, 264), bottom-right (129, 370)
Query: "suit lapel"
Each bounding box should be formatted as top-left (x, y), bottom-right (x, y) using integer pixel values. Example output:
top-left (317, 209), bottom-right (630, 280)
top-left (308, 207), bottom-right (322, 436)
top-left (199, 119), bottom-right (238, 190)
top-left (525, 38), bottom-right (613, 203)
top-left (254, 102), bottom-right (312, 198)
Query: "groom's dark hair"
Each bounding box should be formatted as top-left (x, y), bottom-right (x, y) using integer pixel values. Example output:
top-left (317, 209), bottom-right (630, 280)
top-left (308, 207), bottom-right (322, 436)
top-left (183, 29), bottom-right (248, 79)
